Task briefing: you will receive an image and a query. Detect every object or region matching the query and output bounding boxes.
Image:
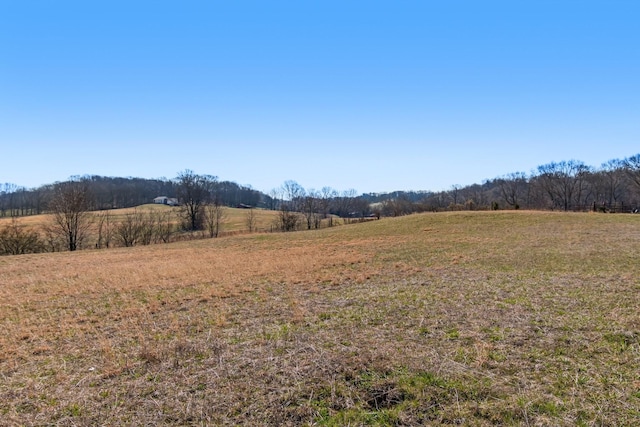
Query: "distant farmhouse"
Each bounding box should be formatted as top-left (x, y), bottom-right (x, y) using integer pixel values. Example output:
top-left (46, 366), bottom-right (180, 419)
top-left (153, 196), bottom-right (180, 206)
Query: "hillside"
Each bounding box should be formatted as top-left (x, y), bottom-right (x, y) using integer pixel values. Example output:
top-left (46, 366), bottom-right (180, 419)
top-left (0, 204), bottom-right (279, 231)
top-left (1, 211), bottom-right (639, 425)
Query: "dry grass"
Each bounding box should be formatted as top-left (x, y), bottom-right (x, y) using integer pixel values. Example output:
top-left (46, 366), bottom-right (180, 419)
top-left (0, 205), bottom-right (351, 240)
top-left (0, 204), bottom-right (280, 229)
top-left (0, 205), bottom-right (281, 245)
top-left (1, 211), bottom-right (640, 425)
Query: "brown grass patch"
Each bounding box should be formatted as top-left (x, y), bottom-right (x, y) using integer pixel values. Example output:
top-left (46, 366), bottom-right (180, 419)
top-left (1, 211), bottom-right (640, 425)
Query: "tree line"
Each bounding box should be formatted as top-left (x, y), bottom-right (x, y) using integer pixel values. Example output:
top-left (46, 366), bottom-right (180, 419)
top-left (3, 154), bottom-right (640, 255)
top-left (0, 170), bottom-right (373, 255)
top-left (266, 180), bottom-right (372, 232)
top-left (0, 174), bottom-right (265, 217)
top-left (0, 171), bottom-right (223, 255)
top-left (364, 154), bottom-right (640, 215)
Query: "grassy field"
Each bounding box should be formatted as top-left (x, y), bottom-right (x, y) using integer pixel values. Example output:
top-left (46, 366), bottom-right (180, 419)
top-left (1, 211), bottom-right (639, 425)
top-left (1, 205), bottom-right (357, 244)
top-left (0, 204), bottom-right (281, 235)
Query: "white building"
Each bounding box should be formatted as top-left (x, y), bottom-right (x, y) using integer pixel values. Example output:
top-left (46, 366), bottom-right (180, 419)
top-left (153, 196), bottom-right (179, 206)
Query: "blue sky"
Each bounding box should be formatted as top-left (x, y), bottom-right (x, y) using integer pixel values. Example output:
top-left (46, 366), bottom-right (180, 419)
top-left (1, 1), bottom-right (638, 194)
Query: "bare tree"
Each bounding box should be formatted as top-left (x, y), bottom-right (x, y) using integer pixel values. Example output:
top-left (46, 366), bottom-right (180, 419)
top-left (318, 186), bottom-right (337, 226)
top-left (624, 154), bottom-right (640, 194)
top-left (351, 196), bottom-right (371, 218)
top-left (382, 195), bottom-right (412, 217)
top-left (175, 170), bottom-right (217, 231)
top-left (138, 210), bottom-right (158, 245)
top-left (96, 210), bottom-right (113, 249)
top-left (536, 160), bottom-right (590, 211)
top-left (245, 208), bottom-right (257, 233)
top-left (1, 183), bottom-right (19, 217)
top-left (275, 206), bottom-right (301, 232)
top-left (48, 180), bottom-right (93, 251)
top-left (273, 181), bottom-right (304, 232)
top-left (153, 209), bottom-right (175, 243)
top-left (498, 172), bottom-right (528, 209)
top-left (203, 201), bottom-right (226, 238)
top-left (332, 189), bottom-right (358, 218)
top-left (302, 189), bottom-right (320, 230)
top-left (267, 188), bottom-right (280, 210)
top-left (599, 159), bottom-right (626, 206)
top-left (41, 225), bottom-right (64, 252)
top-left (319, 186), bottom-right (336, 214)
top-left (282, 180), bottom-right (305, 211)
top-left (449, 184), bottom-right (462, 208)
top-left (114, 209), bottom-right (144, 247)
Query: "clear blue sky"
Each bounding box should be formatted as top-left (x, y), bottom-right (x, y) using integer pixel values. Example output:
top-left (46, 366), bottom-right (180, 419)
top-left (1, 1), bottom-right (638, 194)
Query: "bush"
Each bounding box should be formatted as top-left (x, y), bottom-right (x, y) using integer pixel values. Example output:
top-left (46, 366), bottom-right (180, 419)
top-left (0, 218), bottom-right (44, 255)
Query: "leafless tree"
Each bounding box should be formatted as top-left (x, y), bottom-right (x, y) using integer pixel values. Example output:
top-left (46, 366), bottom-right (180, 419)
top-left (96, 210), bottom-right (113, 249)
top-left (40, 225), bottom-right (63, 252)
top-left (245, 208), bottom-right (257, 233)
top-left (302, 189), bottom-right (321, 230)
top-left (536, 160), bottom-right (591, 211)
top-left (153, 210), bottom-right (175, 243)
top-left (204, 201), bottom-right (226, 238)
top-left (382, 195), bottom-right (413, 217)
top-left (138, 210), bottom-right (158, 245)
top-left (498, 172), bottom-right (528, 209)
top-left (275, 207), bottom-right (301, 232)
top-left (449, 184), bottom-right (463, 208)
top-left (1, 183), bottom-right (19, 217)
top-left (598, 159), bottom-right (626, 206)
top-left (267, 188), bottom-right (280, 210)
top-left (318, 186), bottom-right (338, 226)
top-left (282, 180), bottom-right (305, 211)
top-left (273, 181), bottom-right (304, 232)
top-left (624, 154), bottom-right (640, 194)
top-left (175, 170), bottom-right (217, 231)
top-left (331, 189), bottom-right (358, 218)
top-left (351, 197), bottom-right (371, 218)
top-left (48, 180), bottom-right (94, 251)
top-left (114, 209), bottom-right (144, 247)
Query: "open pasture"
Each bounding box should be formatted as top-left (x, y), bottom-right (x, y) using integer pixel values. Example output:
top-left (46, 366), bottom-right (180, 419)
top-left (0, 204), bottom-right (280, 232)
top-left (1, 211), bottom-right (640, 425)
top-left (99, 204), bottom-right (281, 234)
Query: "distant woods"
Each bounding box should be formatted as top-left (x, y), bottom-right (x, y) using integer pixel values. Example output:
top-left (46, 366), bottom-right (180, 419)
top-left (362, 155), bottom-right (640, 214)
top-left (3, 155), bottom-right (640, 218)
top-left (0, 174), bottom-right (264, 217)
top-left (2, 154), bottom-right (640, 255)
top-left (0, 171), bottom-right (373, 255)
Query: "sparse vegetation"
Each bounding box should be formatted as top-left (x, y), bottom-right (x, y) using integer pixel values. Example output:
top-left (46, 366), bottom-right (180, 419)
top-left (0, 205), bottom-right (282, 255)
top-left (1, 211), bottom-right (639, 425)
top-left (0, 217), bottom-right (43, 255)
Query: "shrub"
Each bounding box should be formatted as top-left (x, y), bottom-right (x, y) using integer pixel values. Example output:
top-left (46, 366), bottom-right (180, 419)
top-left (0, 218), bottom-right (44, 255)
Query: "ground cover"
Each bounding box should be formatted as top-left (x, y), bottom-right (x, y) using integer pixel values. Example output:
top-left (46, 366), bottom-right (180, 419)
top-left (1, 211), bottom-right (639, 425)
top-left (0, 204), bottom-right (280, 232)
top-left (0, 205), bottom-right (280, 248)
